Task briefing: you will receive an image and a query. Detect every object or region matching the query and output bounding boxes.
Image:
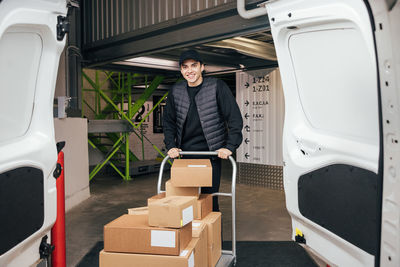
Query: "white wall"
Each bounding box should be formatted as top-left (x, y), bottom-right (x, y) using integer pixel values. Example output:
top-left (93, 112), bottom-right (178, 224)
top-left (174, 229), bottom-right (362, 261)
top-left (54, 118), bottom-right (90, 211)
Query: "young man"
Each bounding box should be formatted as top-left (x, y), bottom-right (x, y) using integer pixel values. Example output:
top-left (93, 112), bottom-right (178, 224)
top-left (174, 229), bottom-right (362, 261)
top-left (163, 49), bottom-right (243, 211)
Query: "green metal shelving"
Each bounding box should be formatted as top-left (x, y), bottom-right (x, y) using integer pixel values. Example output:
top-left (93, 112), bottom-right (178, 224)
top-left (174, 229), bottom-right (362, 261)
top-left (82, 69), bottom-right (169, 181)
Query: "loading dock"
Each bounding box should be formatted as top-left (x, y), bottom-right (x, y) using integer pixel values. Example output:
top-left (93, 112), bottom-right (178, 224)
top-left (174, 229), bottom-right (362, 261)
top-left (62, 1), bottom-right (302, 265)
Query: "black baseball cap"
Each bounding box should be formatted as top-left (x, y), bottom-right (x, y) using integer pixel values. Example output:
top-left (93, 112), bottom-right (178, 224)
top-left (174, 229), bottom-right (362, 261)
top-left (179, 49), bottom-right (203, 66)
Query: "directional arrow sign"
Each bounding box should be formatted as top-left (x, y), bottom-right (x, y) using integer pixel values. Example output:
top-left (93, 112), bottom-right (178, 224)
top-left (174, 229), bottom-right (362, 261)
top-left (244, 125), bottom-right (250, 132)
top-left (244, 113), bottom-right (249, 119)
top-left (245, 82), bottom-right (249, 88)
top-left (244, 100), bottom-right (249, 106)
top-left (245, 138), bottom-right (250, 144)
top-left (245, 153), bottom-right (250, 159)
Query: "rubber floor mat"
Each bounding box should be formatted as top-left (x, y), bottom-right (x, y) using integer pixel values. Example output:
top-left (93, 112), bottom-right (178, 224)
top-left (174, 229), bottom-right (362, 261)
top-left (222, 241), bottom-right (319, 267)
top-left (77, 241), bottom-right (319, 267)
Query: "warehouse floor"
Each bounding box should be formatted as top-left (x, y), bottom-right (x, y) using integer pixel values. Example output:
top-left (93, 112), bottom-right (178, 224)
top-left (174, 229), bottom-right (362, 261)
top-left (65, 161), bottom-right (322, 267)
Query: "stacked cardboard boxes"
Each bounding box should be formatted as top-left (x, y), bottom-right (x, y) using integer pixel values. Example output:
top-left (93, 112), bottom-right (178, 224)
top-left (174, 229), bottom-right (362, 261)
top-left (101, 198), bottom-right (198, 267)
top-left (99, 159), bottom-right (222, 267)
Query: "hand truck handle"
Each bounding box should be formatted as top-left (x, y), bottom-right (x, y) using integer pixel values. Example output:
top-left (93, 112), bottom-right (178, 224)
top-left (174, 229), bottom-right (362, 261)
top-left (157, 151), bottom-right (237, 194)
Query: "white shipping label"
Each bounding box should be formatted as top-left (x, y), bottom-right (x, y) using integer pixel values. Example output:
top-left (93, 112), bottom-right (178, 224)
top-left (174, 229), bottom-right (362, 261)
top-left (187, 165), bottom-right (207, 167)
top-left (188, 252), bottom-right (194, 267)
top-left (180, 250), bottom-right (188, 257)
top-left (151, 230), bottom-right (176, 248)
top-left (182, 205), bottom-right (194, 226)
top-left (192, 222), bottom-right (201, 228)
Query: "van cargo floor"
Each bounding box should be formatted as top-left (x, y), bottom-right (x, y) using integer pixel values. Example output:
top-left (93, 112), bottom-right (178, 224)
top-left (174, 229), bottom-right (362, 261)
top-left (77, 241), bottom-right (318, 267)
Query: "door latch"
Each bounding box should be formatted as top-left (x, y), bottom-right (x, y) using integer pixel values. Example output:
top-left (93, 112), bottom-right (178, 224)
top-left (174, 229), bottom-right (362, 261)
top-left (53, 163), bottom-right (62, 179)
top-left (54, 141), bottom-right (65, 179)
top-left (39, 235), bottom-right (54, 259)
top-left (57, 15), bottom-right (69, 41)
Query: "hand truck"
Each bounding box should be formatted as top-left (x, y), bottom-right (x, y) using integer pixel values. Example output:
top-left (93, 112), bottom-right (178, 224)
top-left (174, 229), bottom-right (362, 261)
top-left (157, 151), bottom-right (237, 267)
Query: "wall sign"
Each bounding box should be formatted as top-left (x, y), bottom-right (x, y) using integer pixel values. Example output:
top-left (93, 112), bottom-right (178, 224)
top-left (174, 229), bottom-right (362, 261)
top-left (236, 68), bottom-right (284, 166)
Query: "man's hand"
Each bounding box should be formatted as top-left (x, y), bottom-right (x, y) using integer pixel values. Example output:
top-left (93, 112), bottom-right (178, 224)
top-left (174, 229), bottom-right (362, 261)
top-left (217, 148), bottom-right (232, 159)
top-left (167, 148), bottom-right (182, 159)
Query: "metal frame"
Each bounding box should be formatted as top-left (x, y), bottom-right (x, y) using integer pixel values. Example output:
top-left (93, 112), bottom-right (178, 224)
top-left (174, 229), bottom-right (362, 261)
top-left (82, 69), bottom-right (169, 181)
top-left (369, 1), bottom-right (400, 266)
top-left (82, 2), bottom-right (270, 67)
top-left (157, 151), bottom-right (237, 266)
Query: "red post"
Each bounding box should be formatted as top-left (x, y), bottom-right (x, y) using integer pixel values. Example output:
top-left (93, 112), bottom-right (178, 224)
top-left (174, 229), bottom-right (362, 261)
top-left (51, 150), bottom-right (66, 267)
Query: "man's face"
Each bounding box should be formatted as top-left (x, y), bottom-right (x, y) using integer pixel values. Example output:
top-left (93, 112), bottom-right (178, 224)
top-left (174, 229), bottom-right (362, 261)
top-left (180, 59), bottom-right (204, 87)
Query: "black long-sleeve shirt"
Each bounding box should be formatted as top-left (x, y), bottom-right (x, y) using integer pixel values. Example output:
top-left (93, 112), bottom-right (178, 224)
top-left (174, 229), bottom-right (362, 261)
top-left (163, 79), bottom-right (243, 152)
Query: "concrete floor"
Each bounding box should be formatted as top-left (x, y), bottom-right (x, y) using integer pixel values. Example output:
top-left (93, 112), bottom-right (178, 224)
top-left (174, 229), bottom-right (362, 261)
top-left (65, 161), bottom-right (295, 267)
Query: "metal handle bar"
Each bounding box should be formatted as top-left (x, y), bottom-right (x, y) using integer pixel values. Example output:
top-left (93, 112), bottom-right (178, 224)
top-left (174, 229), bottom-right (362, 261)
top-left (156, 151), bottom-right (237, 263)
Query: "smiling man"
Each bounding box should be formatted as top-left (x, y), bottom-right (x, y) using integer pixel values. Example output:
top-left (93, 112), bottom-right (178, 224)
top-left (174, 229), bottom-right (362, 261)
top-left (163, 49), bottom-right (243, 211)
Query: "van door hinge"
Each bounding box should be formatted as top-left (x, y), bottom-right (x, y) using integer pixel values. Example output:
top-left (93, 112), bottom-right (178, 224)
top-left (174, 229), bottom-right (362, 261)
top-left (57, 15), bottom-right (69, 41)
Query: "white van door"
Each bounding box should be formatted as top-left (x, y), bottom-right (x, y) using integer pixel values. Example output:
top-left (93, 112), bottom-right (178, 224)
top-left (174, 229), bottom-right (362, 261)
top-left (0, 0), bottom-right (67, 266)
top-left (265, 0), bottom-right (394, 266)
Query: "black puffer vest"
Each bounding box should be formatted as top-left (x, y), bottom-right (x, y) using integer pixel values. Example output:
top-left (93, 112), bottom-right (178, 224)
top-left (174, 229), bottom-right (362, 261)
top-left (172, 77), bottom-right (226, 151)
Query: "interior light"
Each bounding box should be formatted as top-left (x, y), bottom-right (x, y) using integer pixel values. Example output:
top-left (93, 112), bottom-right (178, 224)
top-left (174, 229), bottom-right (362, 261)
top-left (114, 56), bottom-right (180, 71)
top-left (114, 56), bottom-right (237, 74)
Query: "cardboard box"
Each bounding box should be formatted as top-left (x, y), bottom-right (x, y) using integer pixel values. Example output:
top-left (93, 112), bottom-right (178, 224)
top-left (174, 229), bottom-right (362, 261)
top-left (104, 214), bottom-right (191, 256)
top-left (171, 159), bottom-right (212, 187)
top-left (149, 192), bottom-right (211, 220)
top-left (148, 192), bottom-right (166, 205)
top-left (127, 206), bottom-right (148, 215)
top-left (203, 212), bottom-right (222, 267)
top-left (166, 179), bottom-right (200, 198)
top-left (100, 237), bottom-right (199, 267)
top-left (192, 221), bottom-right (208, 267)
top-left (196, 194), bottom-right (213, 220)
top-left (148, 196), bottom-right (197, 228)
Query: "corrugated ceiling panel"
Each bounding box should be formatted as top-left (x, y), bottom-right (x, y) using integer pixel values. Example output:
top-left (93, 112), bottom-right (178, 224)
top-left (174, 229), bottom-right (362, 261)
top-left (83, 0), bottom-right (235, 44)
